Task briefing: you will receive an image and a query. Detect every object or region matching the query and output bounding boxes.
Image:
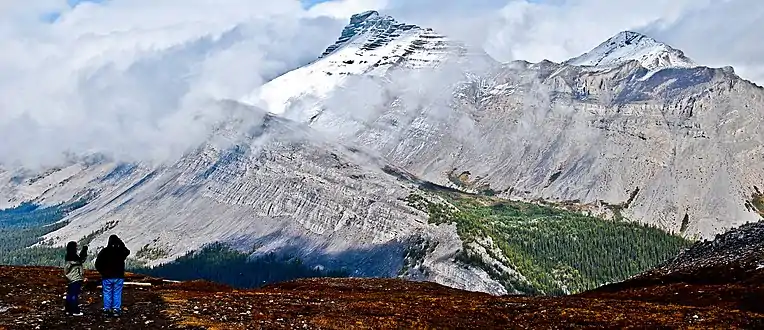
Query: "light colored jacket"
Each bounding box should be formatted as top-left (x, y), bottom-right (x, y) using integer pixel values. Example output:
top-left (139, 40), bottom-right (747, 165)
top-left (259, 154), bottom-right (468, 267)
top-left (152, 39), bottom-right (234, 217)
top-left (64, 260), bottom-right (84, 283)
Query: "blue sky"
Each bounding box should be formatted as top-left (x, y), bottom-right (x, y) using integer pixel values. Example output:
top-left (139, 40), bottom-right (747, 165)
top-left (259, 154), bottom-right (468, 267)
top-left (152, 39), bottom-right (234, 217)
top-left (43, 0), bottom-right (104, 21)
top-left (68, 0), bottom-right (104, 7)
top-left (48, 0), bottom-right (334, 23)
top-left (69, 0), bottom-right (333, 8)
top-left (65, 0), bottom-right (329, 9)
top-left (52, 0), bottom-right (337, 21)
top-left (302, 0), bottom-right (333, 6)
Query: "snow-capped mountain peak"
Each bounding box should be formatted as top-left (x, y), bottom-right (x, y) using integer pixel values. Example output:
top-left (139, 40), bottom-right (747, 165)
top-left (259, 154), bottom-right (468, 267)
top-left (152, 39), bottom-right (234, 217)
top-left (315, 10), bottom-right (449, 69)
top-left (243, 11), bottom-right (466, 118)
top-left (565, 31), bottom-right (696, 71)
top-left (319, 10), bottom-right (410, 58)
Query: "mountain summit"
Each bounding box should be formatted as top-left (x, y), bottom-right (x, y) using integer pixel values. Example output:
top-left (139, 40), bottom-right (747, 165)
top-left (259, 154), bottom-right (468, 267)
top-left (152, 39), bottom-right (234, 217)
top-left (319, 10), bottom-right (415, 58)
top-left (566, 31), bottom-right (696, 71)
top-left (317, 10), bottom-right (459, 67)
top-left (245, 10), bottom-right (475, 119)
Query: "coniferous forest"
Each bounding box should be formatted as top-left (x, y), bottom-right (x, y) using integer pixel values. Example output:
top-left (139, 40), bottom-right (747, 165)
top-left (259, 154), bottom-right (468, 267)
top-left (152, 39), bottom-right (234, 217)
top-left (405, 191), bottom-right (692, 295)
top-left (0, 202), bottom-right (84, 266)
top-left (134, 243), bottom-right (350, 288)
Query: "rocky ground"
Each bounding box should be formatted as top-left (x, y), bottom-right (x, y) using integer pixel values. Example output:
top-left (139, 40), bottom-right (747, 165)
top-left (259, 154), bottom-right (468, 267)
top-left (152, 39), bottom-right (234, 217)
top-left (0, 264), bottom-right (762, 329)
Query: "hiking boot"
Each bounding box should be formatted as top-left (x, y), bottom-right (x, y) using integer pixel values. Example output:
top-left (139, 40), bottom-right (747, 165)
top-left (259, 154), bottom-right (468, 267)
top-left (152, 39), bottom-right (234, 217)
top-left (112, 309), bottom-right (122, 317)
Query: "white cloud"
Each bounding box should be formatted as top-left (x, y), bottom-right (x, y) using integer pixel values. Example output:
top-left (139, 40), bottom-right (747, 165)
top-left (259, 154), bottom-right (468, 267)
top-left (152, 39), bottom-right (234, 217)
top-left (0, 0), bottom-right (346, 167)
top-left (482, 0), bottom-right (709, 62)
top-left (307, 0), bottom-right (388, 18)
top-left (643, 0), bottom-right (764, 84)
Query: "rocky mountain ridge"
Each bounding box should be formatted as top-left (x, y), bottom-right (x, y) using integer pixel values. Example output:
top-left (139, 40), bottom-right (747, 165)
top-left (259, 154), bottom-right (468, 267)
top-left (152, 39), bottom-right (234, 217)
top-left (648, 218), bottom-right (764, 277)
top-left (252, 12), bottom-right (764, 239)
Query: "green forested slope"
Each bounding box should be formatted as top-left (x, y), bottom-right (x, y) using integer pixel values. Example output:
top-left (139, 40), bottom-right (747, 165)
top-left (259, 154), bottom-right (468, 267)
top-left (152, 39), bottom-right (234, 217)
top-left (0, 201), bottom-right (87, 266)
top-left (405, 191), bottom-right (692, 295)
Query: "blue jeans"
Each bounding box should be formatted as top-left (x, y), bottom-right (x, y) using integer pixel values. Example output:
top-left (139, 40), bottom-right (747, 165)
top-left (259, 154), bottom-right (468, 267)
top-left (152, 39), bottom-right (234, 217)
top-left (102, 278), bottom-right (124, 311)
top-left (65, 281), bottom-right (82, 314)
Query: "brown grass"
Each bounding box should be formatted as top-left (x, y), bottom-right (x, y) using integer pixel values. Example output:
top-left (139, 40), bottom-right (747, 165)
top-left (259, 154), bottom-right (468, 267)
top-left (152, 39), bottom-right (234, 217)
top-left (0, 266), bottom-right (762, 329)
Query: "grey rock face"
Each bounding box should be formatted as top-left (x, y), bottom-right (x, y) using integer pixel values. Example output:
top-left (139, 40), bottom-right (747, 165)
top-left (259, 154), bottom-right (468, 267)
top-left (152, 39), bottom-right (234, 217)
top-left (649, 219), bottom-right (764, 276)
top-left (0, 105), bottom-right (505, 294)
top-left (301, 59), bottom-right (764, 239)
top-left (320, 10), bottom-right (420, 58)
top-left (250, 16), bottom-right (763, 242)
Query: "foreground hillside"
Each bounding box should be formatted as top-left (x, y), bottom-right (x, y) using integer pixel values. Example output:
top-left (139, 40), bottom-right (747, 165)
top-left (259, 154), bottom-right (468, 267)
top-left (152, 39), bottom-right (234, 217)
top-left (0, 262), bottom-right (762, 329)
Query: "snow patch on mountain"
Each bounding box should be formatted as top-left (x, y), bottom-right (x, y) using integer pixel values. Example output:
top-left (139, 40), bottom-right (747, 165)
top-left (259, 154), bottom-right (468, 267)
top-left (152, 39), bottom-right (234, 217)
top-left (566, 31), bottom-right (696, 72)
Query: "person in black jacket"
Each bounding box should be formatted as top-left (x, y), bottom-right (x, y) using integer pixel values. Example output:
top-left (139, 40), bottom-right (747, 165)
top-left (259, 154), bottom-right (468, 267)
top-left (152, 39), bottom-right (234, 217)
top-left (63, 241), bottom-right (88, 316)
top-left (95, 235), bottom-right (130, 317)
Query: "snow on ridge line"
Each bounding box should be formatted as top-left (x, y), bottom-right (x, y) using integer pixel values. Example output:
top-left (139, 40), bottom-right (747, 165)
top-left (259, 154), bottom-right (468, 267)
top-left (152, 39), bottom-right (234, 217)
top-left (565, 30), bottom-right (697, 71)
top-left (320, 10), bottom-right (418, 59)
top-left (241, 11), bottom-right (457, 118)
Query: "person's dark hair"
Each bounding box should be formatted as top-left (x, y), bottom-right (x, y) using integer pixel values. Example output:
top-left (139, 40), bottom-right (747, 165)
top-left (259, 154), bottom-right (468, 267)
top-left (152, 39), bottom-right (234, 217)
top-left (65, 241), bottom-right (79, 261)
top-left (108, 234), bottom-right (123, 247)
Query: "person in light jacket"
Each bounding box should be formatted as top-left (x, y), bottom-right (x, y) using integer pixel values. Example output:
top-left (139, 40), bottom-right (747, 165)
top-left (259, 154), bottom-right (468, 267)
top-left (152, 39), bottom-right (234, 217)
top-left (95, 235), bottom-right (130, 317)
top-left (63, 241), bottom-right (88, 316)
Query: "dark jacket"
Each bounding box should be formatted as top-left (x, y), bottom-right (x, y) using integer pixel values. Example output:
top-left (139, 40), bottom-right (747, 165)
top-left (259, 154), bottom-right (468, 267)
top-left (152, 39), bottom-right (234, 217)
top-left (95, 235), bottom-right (131, 279)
